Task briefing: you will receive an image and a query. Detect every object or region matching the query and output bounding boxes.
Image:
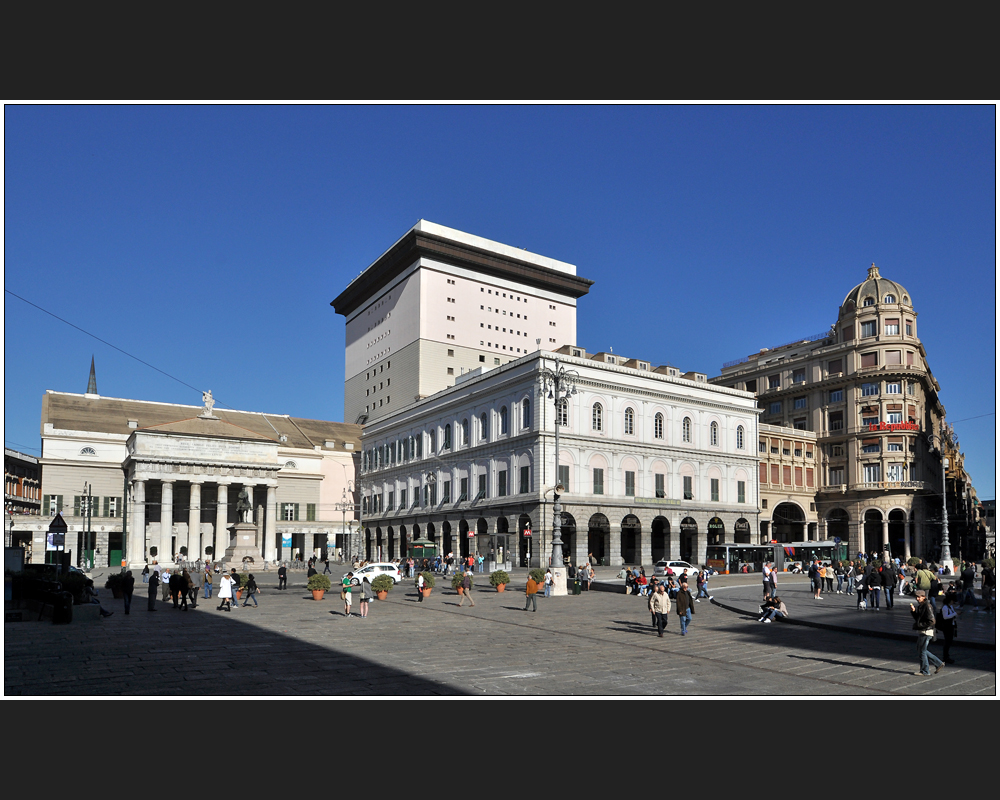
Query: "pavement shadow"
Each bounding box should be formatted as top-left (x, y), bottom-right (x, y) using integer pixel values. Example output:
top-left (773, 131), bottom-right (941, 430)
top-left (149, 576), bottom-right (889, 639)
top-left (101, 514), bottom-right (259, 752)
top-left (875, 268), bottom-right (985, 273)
top-left (4, 599), bottom-right (472, 696)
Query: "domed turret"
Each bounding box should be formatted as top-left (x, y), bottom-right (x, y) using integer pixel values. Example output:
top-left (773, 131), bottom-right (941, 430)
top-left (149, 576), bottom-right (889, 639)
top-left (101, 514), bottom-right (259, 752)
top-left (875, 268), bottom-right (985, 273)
top-left (840, 264), bottom-right (912, 316)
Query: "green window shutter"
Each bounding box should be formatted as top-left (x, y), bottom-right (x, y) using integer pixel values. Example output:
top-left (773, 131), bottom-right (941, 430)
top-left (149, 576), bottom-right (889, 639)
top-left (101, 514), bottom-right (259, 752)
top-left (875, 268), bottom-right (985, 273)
top-left (103, 497), bottom-right (110, 517)
top-left (74, 496), bottom-right (82, 516)
top-left (294, 503), bottom-right (300, 521)
top-left (43, 495), bottom-right (50, 515)
top-left (307, 503), bottom-right (316, 522)
top-left (57, 495), bottom-right (63, 513)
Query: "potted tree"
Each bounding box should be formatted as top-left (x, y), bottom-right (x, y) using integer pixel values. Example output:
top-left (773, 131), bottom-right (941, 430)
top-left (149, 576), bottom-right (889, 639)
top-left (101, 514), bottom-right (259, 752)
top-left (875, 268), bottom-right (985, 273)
top-left (308, 572), bottom-right (332, 600)
top-left (417, 571), bottom-right (435, 598)
top-left (490, 569), bottom-right (510, 592)
top-left (451, 571), bottom-right (467, 594)
top-left (104, 570), bottom-right (128, 599)
top-left (371, 573), bottom-right (393, 600)
top-left (236, 572), bottom-right (250, 601)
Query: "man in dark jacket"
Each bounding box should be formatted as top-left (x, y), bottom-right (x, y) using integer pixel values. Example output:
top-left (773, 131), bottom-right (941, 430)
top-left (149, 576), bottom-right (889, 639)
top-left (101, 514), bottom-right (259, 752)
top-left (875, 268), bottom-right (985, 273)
top-left (881, 561), bottom-right (897, 609)
top-left (959, 563), bottom-right (977, 606)
top-left (909, 589), bottom-right (944, 676)
top-left (122, 570), bottom-right (135, 615)
top-left (147, 569), bottom-right (159, 611)
top-left (278, 562), bottom-right (287, 590)
top-left (675, 583), bottom-right (695, 635)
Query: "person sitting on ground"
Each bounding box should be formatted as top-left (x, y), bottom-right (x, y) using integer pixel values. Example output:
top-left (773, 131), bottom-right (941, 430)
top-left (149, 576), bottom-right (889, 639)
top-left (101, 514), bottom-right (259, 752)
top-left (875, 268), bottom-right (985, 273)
top-left (759, 596), bottom-right (788, 623)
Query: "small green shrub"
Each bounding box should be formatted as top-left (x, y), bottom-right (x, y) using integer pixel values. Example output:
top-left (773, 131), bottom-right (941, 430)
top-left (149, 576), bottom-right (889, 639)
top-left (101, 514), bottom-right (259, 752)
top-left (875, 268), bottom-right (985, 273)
top-left (529, 568), bottom-right (546, 583)
top-left (451, 572), bottom-right (466, 590)
top-left (490, 569), bottom-right (510, 587)
top-left (307, 573), bottom-right (332, 591)
top-left (371, 574), bottom-right (394, 593)
top-left (417, 571), bottom-right (436, 589)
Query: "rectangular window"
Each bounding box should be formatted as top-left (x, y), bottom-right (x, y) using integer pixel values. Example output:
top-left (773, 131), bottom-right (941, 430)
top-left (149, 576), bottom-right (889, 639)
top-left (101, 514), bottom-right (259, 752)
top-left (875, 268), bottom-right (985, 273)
top-left (387, 491), bottom-right (394, 511)
top-left (476, 474), bottom-right (487, 501)
top-left (783, 466), bottom-right (792, 485)
top-left (770, 464), bottom-right (780, 485)
top-left (282, 503), bottom-right (298, 521)
top-left (828, 359), bottom-right (843, 374)
top-left (106, 497), bottom-right (119, 518)
top-left (593, 468), bottom-right (604, 495)
top-left (860, 321), bottom-right (877, 338)
top-left (760, 463), bottom-right (768, 484)
top-left (831, 444), bottom-right (845, 456)
top-left (887, 411), bottom-right (902, 424)
top-left (794, 419), bottom-right (807, 430)
top-left (862, 442), bottom-right (881, 454)
top-left (737, 480), bottom-right (746, 504)
top-left (861, 352), bottom-right (878, 368)
top-left (519, 466), bottom-right (529, 494)
top-left (806, 468), bottom-right (814, 488)
top-left (306, 503), bottom-right (316, 522)
top-left (862, 383), bottom-right (879, 396)
top-left (887, 442), bottom-right (903, 452)
top-left (863, 464), bottom-right (881, 482)
top-left (886, 382), bottom-right (901, 394)
top-left (442, 481), bottom-right (451, 503)
top-left (497, 471), bottom-right (506, 497)
top-left (794, 397), bottom-right (807, 409)
top-left (758, 441), bottom-right (767, 452)
top-left (683, 475), bottom-right (693, 500)
top-left (829, 467), bottom-right (845, 486)
top-left (905, 321), bottom-right (913, 335)
top-left (795, 467), bottom-right (803, 486)
top-left (769, 401), bottom-right (781, 414)
top-left (625, 471), bottom-right (635, 496)
top-left (768, 374), bottom-right (780, 390)
top-left (885, 350), bottom-right (902, 366)
top-left (399, 488), bottom-right (406, 509)
top-left (655, 473), bottom-right (665, 498)
top-left (886, 464), bottom-right (905, 482)
top-left (558, 465), bottom-right (570, 492)
top-left (793, 368), bottom-right (805, 383)
top-left (460, 477), bottom-right (469, 502)
top-left (430, 483), bottom-right (437, 506)
top-left (862, 415), bottom-right (879, 427)
top-left (710, 478), bottom-right (719, 502)
top-left (829, 389), bottom-right (843, 403)
top-left (885, 319), bottom-right (899, 335)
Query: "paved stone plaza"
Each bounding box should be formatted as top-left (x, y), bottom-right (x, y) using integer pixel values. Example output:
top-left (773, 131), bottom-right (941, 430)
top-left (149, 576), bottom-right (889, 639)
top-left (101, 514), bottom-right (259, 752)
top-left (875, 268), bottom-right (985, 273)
top-left (5, 569), bottom-right (995, 696)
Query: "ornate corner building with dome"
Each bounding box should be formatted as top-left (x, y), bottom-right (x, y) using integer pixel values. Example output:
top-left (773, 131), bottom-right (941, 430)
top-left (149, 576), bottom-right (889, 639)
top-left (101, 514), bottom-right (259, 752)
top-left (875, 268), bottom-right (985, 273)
top-left (711, 264), bottom-right (983, 563)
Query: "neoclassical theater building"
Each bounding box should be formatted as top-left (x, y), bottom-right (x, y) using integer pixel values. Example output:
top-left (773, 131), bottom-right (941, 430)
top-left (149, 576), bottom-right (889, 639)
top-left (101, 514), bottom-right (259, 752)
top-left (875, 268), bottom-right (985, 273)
top-left (335, 222), bottom-right (760, 568)
top-left (20, 387), bottom-right (359, 568)
top-left (711, 265), bottom-right (950, 561)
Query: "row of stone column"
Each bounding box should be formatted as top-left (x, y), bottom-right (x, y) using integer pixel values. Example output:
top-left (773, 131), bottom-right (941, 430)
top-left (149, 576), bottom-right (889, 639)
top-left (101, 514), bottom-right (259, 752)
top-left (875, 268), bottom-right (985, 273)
top-left (128, 479), bottom-right (277, 567)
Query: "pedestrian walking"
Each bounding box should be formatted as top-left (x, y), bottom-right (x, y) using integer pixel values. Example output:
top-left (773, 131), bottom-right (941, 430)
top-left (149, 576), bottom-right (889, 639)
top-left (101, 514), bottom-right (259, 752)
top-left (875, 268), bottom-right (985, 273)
top-left (147, 569), bottom-right (159, 611)
top-left (242, 574), bottom-right (259, 607)
top-left (675, 582), bottom-right (695, 635)
top-left (141, 564), bottom-right (149, 584)
top-left (939, 593), bottom-right (958, 663)
top-left (204, 567), bottom-right (213, 599)
top-left (416, 571), bottom-right (425, 601)
top-left (217, 572), bottom-right (234, 611)
top-left (649, 583), bottom-right (671, 637)
top-left (457, 569), bottom-right (476, 607)
top-left (909, 590), bottom-right (945, 676)
top-left (543, 567), bottom-right (553, 598)
top-left (523, 573), bottom-right (539, 612)
top-left (122, 570), bottom-right (135, 615)
top-left (762, 561), bottom-right (773, 600)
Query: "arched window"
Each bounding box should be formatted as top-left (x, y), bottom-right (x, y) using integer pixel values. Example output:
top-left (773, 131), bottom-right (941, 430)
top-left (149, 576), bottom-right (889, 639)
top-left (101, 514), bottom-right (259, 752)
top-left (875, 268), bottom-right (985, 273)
top-left (624, 407), bottom-right (635, 435)
top-left (480, 412), bottom-right (488, 441)
top-left (710, 421), bottom-right (719, 446)
top-left (863, 297), bottom-right (875, 307)
top-left (499, 406), bottom-right (508, 434)
top-left (884, 294), bottom-right (896, 303)
top-left (736, 425), bottom-right (745, 449)
top-left (592, 403), bottom-right (603, 432)
top-left (557, 398), bottom-right (568, 426)
top-left (654, 413), bottom-right (664, 439)
top-left (444, 423), bottom-right (452, 449)
top-left (682, 417), bottom-right (692, 443)
top-left (80, 447), bottom-right (97, 456)
top-left (522, 398), bottom-right (531, 429)
top-left (461, 419), bottom-right (469, 445)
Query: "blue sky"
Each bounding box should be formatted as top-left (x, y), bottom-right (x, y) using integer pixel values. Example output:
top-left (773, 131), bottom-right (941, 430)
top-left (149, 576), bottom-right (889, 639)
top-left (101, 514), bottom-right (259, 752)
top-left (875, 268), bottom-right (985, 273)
top-left (4, 104), bottom-right (996, 498)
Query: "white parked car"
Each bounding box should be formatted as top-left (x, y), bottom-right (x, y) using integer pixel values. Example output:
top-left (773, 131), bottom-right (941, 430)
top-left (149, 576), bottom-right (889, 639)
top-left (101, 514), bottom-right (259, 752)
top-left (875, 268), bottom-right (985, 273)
top-left (653, 560), bottom-right (698, 579)
top-left (349, 563), bottom-right (402, 586)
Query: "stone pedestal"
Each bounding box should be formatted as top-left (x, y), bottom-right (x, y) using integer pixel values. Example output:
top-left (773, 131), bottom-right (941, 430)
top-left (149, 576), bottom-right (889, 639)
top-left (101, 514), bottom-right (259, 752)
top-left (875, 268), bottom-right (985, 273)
top-left (224, 522), bottom-right (263, 567)
top-left (549, 566), bottom-right (568, 596)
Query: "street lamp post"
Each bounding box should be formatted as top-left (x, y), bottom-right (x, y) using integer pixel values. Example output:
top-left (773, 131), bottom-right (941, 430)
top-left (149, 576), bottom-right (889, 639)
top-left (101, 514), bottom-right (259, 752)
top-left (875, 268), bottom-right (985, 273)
top-left (941, 455), bottom-right (953, 576)
top-left (539, 355), bottom-right (578, 596)
top-left (82, 481), bottom-right (93, 570)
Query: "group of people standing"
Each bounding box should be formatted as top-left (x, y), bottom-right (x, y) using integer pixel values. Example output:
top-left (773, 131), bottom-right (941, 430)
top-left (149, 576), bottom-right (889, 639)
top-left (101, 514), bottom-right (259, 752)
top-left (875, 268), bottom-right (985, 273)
top-left (645, 576), bottom-right (697, 636)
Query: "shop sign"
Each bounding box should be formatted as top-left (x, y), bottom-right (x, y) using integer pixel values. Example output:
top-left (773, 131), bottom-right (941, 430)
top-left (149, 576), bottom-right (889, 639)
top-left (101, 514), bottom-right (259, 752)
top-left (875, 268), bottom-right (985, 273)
top-left (865, 421), bottom-right (919, 432)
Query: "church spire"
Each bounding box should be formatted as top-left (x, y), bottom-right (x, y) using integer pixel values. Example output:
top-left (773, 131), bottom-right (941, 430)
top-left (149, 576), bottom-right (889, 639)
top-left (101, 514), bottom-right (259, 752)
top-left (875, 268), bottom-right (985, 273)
top-left (87, 356), bottom-right (97, 395)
